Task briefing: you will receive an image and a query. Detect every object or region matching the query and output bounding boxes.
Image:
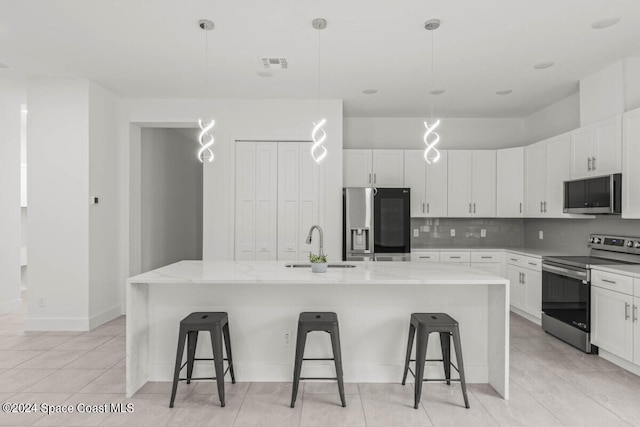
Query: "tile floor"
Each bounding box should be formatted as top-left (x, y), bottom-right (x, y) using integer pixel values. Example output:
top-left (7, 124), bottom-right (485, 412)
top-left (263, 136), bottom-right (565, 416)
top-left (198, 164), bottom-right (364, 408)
top-left (1, 311), bottom-right (640, 426)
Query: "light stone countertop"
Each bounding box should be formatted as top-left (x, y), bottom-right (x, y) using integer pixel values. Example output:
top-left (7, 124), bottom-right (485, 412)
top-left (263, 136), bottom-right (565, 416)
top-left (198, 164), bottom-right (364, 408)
top-left (127, 260), bottom-right (509, 286)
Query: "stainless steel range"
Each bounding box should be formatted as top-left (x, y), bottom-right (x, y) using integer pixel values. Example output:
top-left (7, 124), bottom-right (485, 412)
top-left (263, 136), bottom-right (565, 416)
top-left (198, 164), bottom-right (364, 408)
top-left (542, 234), bottom-right (640, 353)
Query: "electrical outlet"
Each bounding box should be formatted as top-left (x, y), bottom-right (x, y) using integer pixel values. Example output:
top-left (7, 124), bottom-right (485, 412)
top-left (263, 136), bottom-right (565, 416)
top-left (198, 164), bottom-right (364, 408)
top-left (539, 230), bottom-right (544, 240)
top-left (450, 229), bottom-right (455, 237)
top-left (283, 331), bottom-right (292, 347)
top-left (421, 225), bottom-right (429, 232)
top-left (38, 296), bottom-right (46, 308)
top-left (481, 229), bottom-right (486, 238)
top-left (413, 228), bottom-right (419, 237)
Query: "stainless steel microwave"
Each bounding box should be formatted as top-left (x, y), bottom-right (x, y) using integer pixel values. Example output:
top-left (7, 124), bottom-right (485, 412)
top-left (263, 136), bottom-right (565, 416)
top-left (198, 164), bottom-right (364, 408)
top-left (563, 173), bottom-right (622, 214)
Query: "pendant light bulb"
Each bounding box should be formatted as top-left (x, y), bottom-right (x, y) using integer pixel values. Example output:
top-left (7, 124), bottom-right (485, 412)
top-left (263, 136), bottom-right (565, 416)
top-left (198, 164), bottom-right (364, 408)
top-left (197, 19), bottom-right (216, 163)
top-left (424, 19), bottom-right (442, 163)
top-left (311, 18), bottom-right (328, 164)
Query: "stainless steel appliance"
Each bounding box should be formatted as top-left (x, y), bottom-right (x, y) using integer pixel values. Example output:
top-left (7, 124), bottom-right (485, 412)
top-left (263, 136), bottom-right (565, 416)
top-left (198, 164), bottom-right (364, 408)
top-left (542, 234), bottom-right (640, 353)
top-left (343, 187), bottom-right (411, 261)
top-left (563, 173), bottom-right (622, 214)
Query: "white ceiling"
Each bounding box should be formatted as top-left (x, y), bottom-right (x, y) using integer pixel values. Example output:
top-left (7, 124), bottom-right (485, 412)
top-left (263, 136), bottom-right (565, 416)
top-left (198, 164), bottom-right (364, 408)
top-left (1, 0), bottom-right (640, 118)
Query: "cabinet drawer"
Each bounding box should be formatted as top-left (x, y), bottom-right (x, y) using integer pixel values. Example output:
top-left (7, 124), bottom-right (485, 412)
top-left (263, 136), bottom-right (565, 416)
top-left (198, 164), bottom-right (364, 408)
top-left (411, 252), bottom-right (440, 262)
top-left (592, 270), bottom-right (634, 295)
top-left (440, 252), bottom-right (470, 263)
top-left (506, 252), bottom-right (541, 270)
top-left (471, 251), bottom-right (503, 263)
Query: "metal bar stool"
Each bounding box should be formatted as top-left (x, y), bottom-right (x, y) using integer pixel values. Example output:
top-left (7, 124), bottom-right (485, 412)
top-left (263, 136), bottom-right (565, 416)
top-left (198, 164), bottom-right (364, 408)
top-left (401, 312), bottom-right (469, 409)
top-left (169, 312), bottom-right (235, 408)
top-left (290, 312), bottom-right (346, 408)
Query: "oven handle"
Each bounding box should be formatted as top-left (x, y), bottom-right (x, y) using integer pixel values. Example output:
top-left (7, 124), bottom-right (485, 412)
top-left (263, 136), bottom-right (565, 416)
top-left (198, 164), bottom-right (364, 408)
top-left (542, 263), bottom-right (588, 281)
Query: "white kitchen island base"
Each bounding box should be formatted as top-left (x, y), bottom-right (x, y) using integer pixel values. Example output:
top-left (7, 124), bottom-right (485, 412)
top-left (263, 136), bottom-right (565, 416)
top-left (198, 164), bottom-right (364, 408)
top-left (127, 261), bottom-right (509, 399)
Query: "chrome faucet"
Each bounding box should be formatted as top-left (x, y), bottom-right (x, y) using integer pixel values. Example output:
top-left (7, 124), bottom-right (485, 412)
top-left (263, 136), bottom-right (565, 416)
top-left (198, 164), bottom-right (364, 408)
top-left (306, 225), bottom-right (324, 257)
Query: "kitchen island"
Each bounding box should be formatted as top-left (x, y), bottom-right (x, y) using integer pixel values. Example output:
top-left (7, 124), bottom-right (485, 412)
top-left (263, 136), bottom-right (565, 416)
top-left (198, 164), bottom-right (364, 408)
top-left (126, 260), bottom-right (510, 399)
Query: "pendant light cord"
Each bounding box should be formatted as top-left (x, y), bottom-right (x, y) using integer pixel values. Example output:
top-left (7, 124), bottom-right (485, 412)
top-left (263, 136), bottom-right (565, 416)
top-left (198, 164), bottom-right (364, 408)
top-left (430, 29), bottom-right (435, 121)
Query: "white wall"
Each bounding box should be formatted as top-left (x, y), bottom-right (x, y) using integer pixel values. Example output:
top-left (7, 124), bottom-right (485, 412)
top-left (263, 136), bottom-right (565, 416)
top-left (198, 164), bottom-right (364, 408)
top-left (120, 98), bottom-right (343, 288)
top-left (140, 128), bottom-right (203, 272)
top-left (343, 117), bottom-right (525, 149)
top-left (523, 92), bottom-right (580, 144)
top-left (88, 82), bottom-right (121, 327)
top-left (0, 78), bottom-right (24, 313)
top-left (625, 56), bottom-right (640, 112)
top-left (27, 79), bottom-right (90, 329)
top-left (580, 60), bottom-right (625, 126)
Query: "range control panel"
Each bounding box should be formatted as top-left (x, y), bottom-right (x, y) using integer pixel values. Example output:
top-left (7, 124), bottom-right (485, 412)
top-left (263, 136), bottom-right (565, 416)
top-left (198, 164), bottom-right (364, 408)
top-left (589, 234), bottom-right (640, 254)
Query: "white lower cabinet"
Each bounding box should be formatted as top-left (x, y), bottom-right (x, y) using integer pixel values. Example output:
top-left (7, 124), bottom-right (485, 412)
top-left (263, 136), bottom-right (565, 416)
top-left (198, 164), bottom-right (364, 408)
top-left (506, 253), bottom-right (542, 320)
top-left (591, 285), bottom-right (634, 362)
top-left (635, 295), bottom-right (640, 365)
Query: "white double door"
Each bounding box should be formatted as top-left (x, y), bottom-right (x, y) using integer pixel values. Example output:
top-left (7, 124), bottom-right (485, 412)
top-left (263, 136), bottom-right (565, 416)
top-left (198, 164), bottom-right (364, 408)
top-left (235, 141), bottom-right (319, 261)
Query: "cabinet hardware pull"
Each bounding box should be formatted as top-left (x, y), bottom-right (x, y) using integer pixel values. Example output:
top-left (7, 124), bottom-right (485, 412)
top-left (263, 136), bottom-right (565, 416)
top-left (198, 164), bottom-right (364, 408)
top-left (419, 256), bottom-right (431, 259)
top-left (450, 256), bottom-right (461, 259)
top-left (528, 262), bottom-right (537, 266)
top-left (481, 256), bottom-right (492, 259)
top-left (519, 202), bottom-right (522, 214)
top-left (368, 173), bottom-right (371, 184)
top-left (522, 273), bottom-right (526, 284)
top-left (422, 202), bottom-right (425, 213)
top-left (510, 258), bottom-right (518, 262)
top-left (540, 201), bottom-right (543, 213)
top-left (543, 201), bottom-right (547, 213)
top-left (374, 173), bottom-right (377, 184)
top-left (625, 302), bottom-right (630, 320)
top-left (634, 305), bottom-right (638, 322)
top-left (592, 157), bottom-right (596, 170)
top-left (588, 157), bottom-right (592, 171)
top-left (469, 203), bottom-right (472, 213)
top-left (427, 203), bottom-right (430, 214)
top-left (473, 203), bottom-right (476, 214)
top-left (601, 279), bottom-right (617, 284)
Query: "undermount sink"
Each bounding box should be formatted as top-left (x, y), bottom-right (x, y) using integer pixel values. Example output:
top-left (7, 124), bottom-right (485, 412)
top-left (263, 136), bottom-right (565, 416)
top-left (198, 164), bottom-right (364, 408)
top-left (285, 263), bottom-right (356, 268)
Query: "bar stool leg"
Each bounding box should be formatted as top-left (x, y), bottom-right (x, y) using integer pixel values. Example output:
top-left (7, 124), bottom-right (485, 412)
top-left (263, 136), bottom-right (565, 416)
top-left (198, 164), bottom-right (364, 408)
top-left (169, 328), bottom-right (187, 408)
top-left (451, 329), bottom-right (470, 409)
top-left (330, 326), bottom-right (347, 407)
top-left (222, 322), bottom-right (236, 384)
top-left (290, 328), bottom-right (307, 408)
top-left (186, 331), bottom-right (198, 384)
top-left (401, 323), bottom-right (416, 385)
top-left (439, 332), bottom-right (451, 386)
top-left (210, 328), bottom-right (226, 407)
top-left (413, 329), bottom-right (429, 409)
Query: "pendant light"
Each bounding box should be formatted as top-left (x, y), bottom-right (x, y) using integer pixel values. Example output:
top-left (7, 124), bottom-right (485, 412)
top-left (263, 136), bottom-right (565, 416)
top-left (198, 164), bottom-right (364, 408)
top-left (311, 18), bottom-right (328, 164)
top-left (423, 19), bottom-right (441, 164)
top-left (197, 19), bottom-right (215, 163)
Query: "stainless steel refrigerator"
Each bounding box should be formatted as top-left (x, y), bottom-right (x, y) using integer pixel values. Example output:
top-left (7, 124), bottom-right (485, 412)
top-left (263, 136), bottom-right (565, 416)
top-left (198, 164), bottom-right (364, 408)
top-left (342, 187), bottom-right (411, 261)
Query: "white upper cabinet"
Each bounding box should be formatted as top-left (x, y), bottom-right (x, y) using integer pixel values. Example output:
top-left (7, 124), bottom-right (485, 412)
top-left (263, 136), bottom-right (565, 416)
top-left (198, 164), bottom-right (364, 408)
top-left (622, 107), bottom-right (640, 218)
top-left (524, 132), bottom-right (573, 218)
top-left (343, 149), bottom-right (404, 187)
top-left (403, 150), bottom-right (448, 217)
top-left (570, 116), bottom-right (622, 179)
top-left (343, 149), bottom-right (373, 187)
top-left (372, 150), bottom-right (404, 187)
top-left (497, 147), bottom-right (524, 217)
top-left (447, 150), bottom-right (496, 217)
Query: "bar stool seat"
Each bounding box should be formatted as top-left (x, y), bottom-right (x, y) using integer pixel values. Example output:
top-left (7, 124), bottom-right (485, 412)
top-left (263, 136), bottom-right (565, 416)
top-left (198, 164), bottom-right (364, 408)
top-left (169, 312), bottom-right (235, 408)
top-left (401, 312), bottom-right (469, 409)
top-left (291, 312), bottom-right (346, 408)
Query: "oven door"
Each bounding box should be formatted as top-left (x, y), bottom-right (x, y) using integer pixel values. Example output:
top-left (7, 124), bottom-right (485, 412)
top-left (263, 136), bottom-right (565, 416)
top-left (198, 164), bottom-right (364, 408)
top-left (542, 262), bottom-right (590, 331)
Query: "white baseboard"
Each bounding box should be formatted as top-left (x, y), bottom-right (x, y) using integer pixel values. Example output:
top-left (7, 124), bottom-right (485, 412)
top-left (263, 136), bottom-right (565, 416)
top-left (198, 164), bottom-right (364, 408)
top-left (0, 298), bottom-right (23, 314)
top-left (25, 304), bottom-right (123, 331)
top-left (89, 305), bottom-right (123, 329)
top-left (598, 349), bottom-right (640, 376)
top-left (510, 307), bottom-right (542, 326)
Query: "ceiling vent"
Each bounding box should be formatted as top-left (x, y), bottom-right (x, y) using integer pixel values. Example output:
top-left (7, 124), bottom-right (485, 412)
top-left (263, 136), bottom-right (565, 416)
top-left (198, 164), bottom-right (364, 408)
top-left (261, 57), bottom-right (288, 70)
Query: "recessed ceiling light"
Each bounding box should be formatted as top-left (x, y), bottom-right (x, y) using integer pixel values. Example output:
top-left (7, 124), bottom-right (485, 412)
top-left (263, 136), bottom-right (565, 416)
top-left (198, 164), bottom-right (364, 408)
top-left (591, 17), bottom-right (620, 29)
top-left (256, 70), bottom-right (273, 77)
top-left (362, 89), bottom-right (378, 95)
top-left (496, 89), bottom-right (513, 95)
top-left (429, 89), bottom-right (445, 95)
top-left (533, 61), bottom-right (555, 70)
